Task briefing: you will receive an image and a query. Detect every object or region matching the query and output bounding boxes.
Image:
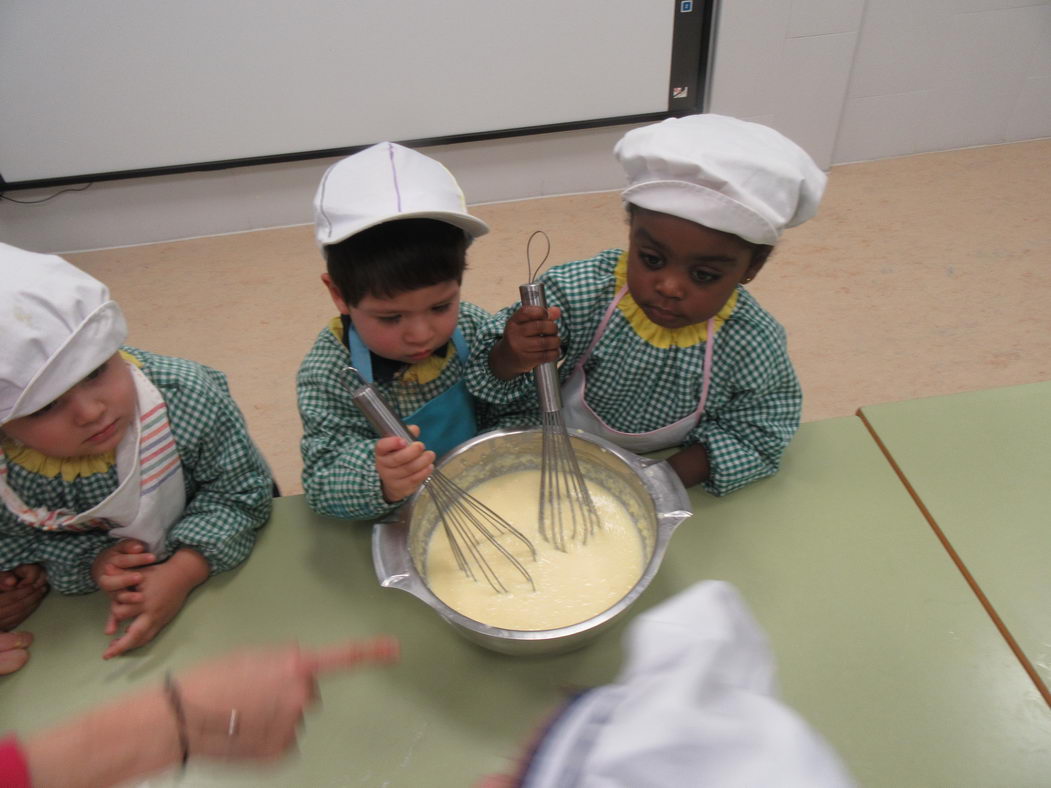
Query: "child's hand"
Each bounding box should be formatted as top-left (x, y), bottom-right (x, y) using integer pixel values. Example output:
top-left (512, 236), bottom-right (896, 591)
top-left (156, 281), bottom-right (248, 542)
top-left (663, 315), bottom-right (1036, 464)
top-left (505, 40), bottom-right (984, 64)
top-left (91, 539), bottom-right (157, 605)
top-left (0, 565), bottom-right (49, 631)
top-left (102, 548), bottom-right (209, 660)
top-left (0, 630), bottom-right (33, 675)
top-left (489, 304), bottom-right (563, 380)
top-left (376, 424), bottom-right (435, 503)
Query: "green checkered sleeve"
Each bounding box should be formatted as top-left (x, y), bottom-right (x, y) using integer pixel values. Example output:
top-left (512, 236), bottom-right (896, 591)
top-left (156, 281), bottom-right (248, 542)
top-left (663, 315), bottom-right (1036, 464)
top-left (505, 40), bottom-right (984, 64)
top-left (0, 524), bottom-right (115, 595)
top-left (297, 326), bottom-right (389, 520)
top-left (688, 319), bottom-right (801, 495)
top-left (129, 349), bottom-right (273, 574)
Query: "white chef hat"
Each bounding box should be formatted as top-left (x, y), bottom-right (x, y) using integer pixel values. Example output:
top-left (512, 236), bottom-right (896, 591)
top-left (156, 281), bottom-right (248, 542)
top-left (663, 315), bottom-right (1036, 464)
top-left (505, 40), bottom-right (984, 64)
top-left (616, 114), bottom-right (827, 246)
top-left (313, 142), bottom-right (490, 247)
top-left (0, 243), bottom-right (127, 425)
top-left (521, 581), bottom-right (854, 787)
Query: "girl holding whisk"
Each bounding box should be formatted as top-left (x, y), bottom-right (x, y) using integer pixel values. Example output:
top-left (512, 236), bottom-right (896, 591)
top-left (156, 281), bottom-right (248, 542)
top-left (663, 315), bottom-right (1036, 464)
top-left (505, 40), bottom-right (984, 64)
top-left (298, 143), bottom-right (527, 521)
top-left (466, 114), bottom-right (826, 495)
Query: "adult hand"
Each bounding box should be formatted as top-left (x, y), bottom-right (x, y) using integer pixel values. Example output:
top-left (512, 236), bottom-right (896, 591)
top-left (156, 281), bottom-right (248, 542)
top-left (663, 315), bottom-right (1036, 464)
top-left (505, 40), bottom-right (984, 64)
top-left (176, 636), bottom-right (400, 760)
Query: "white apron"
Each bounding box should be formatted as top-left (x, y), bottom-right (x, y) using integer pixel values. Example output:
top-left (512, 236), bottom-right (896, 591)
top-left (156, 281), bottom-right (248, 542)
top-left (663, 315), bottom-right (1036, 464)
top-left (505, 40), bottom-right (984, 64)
top-left (0, 363), bottom-right (186, 555)
top-left (561, 285), bottom-right (715, 453)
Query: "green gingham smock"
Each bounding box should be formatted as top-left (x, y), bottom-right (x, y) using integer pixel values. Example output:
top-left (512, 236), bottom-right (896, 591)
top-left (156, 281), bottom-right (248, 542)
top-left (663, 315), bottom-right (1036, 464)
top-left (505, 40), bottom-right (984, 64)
top-left (463, 250), bottom-right (802, 496)
top-left (297, 301), bottom-right (534, 521)
top-left (0, 348), bottom-right (273, 594)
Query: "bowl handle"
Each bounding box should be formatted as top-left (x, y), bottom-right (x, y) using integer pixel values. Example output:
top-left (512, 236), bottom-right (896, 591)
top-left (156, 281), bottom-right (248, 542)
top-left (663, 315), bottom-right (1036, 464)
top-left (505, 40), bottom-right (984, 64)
top-left (371, 520), bottom-right (415, 589)
top-left (637, 458), bottom-right (693, 523)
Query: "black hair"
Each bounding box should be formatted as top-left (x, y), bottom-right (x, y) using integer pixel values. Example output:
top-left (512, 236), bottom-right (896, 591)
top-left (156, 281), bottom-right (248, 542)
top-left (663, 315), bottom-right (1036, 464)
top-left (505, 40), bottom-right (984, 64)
top-left (324, 218), bottom-right (469, 306)
top-left (626, 204), bottom-right (773, 268)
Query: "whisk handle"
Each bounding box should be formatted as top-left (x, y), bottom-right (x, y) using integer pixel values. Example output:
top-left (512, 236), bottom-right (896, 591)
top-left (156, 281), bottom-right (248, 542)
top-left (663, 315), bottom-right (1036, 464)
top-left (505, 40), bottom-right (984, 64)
top-left (350, 383), bottom-right (414, 442)
top-left (519, 282), bottom-right (562, 413)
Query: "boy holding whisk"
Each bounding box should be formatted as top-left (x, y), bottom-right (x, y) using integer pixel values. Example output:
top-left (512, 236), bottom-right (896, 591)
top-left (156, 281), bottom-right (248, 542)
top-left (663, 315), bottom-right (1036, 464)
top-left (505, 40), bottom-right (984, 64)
top-left (298, 143), bottom-right (536, 520)
top-left (466, 114), bottom-right (826, 495)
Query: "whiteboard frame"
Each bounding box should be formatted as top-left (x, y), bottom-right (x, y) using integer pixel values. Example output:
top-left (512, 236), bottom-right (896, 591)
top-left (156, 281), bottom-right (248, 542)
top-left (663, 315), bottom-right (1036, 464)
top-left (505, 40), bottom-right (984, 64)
top-left (0, 1), bottom-right (714, 192)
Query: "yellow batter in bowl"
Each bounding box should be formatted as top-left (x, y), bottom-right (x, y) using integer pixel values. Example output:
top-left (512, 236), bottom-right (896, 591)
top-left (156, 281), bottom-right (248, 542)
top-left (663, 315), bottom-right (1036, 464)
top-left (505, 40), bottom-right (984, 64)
top-left (424, 469), bottom-right (645, 631)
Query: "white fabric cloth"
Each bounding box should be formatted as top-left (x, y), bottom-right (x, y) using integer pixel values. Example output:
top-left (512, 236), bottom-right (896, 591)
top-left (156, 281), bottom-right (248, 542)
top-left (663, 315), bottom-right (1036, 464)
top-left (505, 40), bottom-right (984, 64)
top-left (523, 581), bottom-right (854, 788)
top-left (615, 114), bottom-right (827, 246)
top-left (0, 363), bottom-right (186, 555)
top-left (0, 243), bottom-right (127, 424)
top-left (313, 141), bottom-right (489, 246)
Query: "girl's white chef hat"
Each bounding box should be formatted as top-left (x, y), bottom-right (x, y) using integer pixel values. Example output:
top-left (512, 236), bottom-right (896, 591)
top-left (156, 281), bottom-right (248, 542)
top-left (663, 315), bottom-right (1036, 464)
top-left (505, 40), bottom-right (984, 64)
top-left (0, 243), bottom-right (127, 425)
top-left (616, 114), bottom-right (827, 246)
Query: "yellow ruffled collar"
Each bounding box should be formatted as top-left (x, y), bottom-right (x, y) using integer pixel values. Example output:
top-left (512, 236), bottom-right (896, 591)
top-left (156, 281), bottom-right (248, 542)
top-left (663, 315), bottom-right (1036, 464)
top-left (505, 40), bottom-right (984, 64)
top-left (328, 317), bottom-right (452, 385)
top-left (1, 441), bottom-right (116, 482)
top-left (613, 252), bottom-right (738, 349)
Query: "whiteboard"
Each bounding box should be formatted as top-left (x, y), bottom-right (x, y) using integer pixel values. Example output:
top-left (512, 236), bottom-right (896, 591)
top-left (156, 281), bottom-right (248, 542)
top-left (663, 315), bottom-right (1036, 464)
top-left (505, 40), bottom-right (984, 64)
top-left (0, 1), bottom-right (705, 188)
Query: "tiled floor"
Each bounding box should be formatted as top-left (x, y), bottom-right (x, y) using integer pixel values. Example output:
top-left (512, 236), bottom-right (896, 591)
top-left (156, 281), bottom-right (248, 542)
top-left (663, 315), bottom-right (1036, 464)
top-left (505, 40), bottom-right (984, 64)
top-left (66, 139), bottom-right (1051, 495)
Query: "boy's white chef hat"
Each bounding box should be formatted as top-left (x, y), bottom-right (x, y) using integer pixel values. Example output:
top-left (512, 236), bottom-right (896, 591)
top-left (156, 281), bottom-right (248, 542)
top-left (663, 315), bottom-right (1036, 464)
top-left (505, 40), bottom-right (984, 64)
top-left (616, 114), bottom-right (827, 246)
top-left (314, 142), bottom-right (490, 247)
top-left (0, 243), bottom-right (127, 425)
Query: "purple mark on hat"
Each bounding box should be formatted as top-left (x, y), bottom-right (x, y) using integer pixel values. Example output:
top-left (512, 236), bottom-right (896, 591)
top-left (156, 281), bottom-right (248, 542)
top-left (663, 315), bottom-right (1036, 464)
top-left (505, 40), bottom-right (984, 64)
top-left (388, 143), bottom-right (403, 213)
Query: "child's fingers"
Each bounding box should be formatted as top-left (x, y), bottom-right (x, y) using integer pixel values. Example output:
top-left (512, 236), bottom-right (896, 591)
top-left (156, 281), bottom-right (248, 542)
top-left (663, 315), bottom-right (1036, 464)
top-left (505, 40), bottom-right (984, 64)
top-left (104, 552), bottom-right (156, 572)
top-left (114, 539), bottom-right (148, 554)
top-left (0, 645), bottom-right (30, 675)
top-left (103, 614), bottom-right (156, 659)
top-left (374, 435), bottom-right (410, 458)
top-left (98, 570), bottom-right (144, 593)
top-left (378, 442), bottom-right (433, 472)
top-left (104, 611), bottom-right (119, 636)
top-left (0, 631), bottom-right (33, 652)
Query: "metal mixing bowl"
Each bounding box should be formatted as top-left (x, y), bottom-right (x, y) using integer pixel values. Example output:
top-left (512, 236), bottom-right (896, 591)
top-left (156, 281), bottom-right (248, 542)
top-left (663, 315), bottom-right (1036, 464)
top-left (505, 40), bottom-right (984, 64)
top-left (371, 427), bottom-right (692, 656)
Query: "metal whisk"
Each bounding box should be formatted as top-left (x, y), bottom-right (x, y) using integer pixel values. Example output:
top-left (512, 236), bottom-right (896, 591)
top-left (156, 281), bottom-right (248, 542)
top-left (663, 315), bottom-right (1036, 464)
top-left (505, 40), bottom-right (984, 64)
top-left (521, 232), bottom-right (602, 551)
top-left (344, 368), bottom-right (536, 593)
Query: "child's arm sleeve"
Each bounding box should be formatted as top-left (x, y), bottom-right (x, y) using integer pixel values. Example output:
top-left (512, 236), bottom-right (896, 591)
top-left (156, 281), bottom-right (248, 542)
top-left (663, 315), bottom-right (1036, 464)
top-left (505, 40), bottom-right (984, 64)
top-left (0, 519), bottom-right (116, 595)
top-left (162, 378), bottom-right (273, 575)
top-left (688, 333), bottom-right (802, 497)
top-left (463, 305), bottom-right (538, 406)
top-left (297, 357), bottom-right (394, 521)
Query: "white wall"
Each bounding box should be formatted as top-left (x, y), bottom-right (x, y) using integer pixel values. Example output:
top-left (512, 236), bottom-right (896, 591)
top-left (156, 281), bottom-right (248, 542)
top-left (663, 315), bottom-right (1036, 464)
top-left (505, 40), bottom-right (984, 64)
top-left (2, 0), bottom-right (1048, 254)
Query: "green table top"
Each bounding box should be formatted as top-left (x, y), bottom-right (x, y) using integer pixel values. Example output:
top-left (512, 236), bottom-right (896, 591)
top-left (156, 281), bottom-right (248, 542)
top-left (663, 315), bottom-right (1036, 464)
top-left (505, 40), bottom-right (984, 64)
top-left (2, 416), bottom-right (1050, 786)
top-left (860, 381), bottom-right (1051, 701)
